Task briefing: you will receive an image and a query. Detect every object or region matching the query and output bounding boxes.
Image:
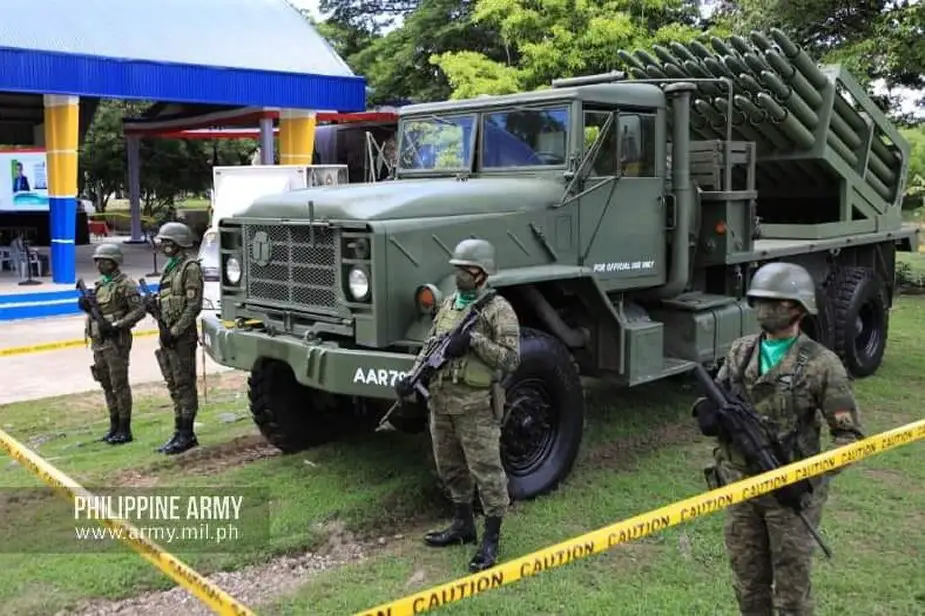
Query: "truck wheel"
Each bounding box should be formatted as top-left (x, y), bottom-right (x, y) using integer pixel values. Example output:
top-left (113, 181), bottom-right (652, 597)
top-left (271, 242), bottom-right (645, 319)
top-left (800, 284), bottom-right (834, 349)
top-left (832, 267), bottom-right (889, 378)
top-left (248, 358), bottom-right (351, 453)
top-left (501, 327), bottom-right (585, 501)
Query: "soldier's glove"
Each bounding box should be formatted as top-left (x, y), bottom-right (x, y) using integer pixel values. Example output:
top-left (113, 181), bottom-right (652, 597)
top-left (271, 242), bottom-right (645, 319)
top-left (395, 377), bottom-right (415, 400)
top-left (159, 329), bottom-right (176, 349)
top-left (692, 396), bottom-right (721, 437)
top-left (443, 330), bottom-right (471, 359)
top-left (97, 319), bottom-right (115, 339)
top-left (77, 296), bottom-right (92, 313)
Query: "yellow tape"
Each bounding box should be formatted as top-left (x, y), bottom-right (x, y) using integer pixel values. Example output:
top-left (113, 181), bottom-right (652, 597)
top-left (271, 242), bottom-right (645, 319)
top-left (0, 330), bottom-right (159, 358)
top-left (356, 419), bottom-right (925, 616)
top-left (0, 428), bottom-right (255, 616)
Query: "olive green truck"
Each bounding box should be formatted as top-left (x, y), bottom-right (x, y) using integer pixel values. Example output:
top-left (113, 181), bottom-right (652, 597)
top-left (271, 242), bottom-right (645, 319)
top-left (201, 28), bottom-right (919, 501)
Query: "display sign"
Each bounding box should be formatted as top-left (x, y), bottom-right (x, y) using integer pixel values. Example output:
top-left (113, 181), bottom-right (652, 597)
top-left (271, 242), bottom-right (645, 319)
top-left (0, 149), bottom-right (49, 212)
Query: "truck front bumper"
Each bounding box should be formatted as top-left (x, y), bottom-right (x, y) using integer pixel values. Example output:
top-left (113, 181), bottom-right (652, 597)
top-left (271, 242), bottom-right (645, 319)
top-left (199, 313), bottom-right (416, 399)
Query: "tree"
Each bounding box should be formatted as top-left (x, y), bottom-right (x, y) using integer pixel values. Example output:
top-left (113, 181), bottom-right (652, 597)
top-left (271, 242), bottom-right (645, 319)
top-left (711, 0), bottom-right (925, 117)
top-left (79, 99), bottom-right (148, 212)
top-left (430, 0), bottom-right (709, 98)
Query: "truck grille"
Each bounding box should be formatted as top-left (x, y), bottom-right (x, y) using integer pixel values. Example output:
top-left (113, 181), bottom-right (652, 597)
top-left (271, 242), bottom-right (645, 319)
top-left (243, 224), bottom-right (340, 311)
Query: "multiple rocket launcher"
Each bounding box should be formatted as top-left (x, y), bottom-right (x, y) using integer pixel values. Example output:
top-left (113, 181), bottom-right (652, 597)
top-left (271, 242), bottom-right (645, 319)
top-left (617, 28), bottom-right (905, 207)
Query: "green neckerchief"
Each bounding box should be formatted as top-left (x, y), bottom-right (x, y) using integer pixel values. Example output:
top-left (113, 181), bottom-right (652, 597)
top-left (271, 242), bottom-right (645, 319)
top-left (759, 335), bottom-right (798, 375)
top-left (453, 289), bottom-right (478, 310)
top-left (163, 255), bottom-right (182, 275)
top-left (100, 273), bottom-right (114, 285)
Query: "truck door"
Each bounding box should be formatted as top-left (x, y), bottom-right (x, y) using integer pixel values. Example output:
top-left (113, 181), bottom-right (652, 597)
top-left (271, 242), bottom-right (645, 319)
top-left (578, 108), bottom-right (666, 292)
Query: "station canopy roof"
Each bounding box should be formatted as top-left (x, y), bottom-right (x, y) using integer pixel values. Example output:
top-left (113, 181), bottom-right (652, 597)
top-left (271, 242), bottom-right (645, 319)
top-left (0, 0), bottom-right (366, 146)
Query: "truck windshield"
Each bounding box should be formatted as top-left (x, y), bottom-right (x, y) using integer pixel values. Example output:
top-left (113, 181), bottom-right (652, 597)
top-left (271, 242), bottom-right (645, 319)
top-left (481, 105), bottom-right (570, 168)
top-left (398, 114), bottom-right (475, 171)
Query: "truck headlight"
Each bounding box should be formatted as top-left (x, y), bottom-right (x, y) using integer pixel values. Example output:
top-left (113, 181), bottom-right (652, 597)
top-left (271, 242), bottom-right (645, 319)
top-left (347, 266), bottom-right (370, 301)
top-left (225, 257), bottom-right (242, 285)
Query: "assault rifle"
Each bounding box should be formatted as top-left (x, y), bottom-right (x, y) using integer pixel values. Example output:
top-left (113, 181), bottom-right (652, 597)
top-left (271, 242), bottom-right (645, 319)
top-left (692, 363), bottom-right (834, 559)
top-left (138, 278), bottom-right (172, 348)
top-left (377, 290), bottom-right (497, 431)
top-left (76, 278), bottom-right (114, 340)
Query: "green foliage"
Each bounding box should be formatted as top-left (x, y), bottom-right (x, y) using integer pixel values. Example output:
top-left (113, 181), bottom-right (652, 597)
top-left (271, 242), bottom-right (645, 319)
top-left (79, 99), bottom-right (257, 224)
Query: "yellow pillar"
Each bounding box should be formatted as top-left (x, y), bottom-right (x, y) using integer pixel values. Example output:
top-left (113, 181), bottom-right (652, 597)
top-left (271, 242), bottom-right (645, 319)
top-left (43, 94), bottom-right (80, 284)
top-left (278, 109), bottom-right (316, 165)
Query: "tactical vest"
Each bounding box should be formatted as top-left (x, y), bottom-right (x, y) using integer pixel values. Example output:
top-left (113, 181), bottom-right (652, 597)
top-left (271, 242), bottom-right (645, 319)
top-left (158, 255), bottom-right (200, 327)
top-left (431, 297), bottom-right (496, 389)
top-left (722, 336), bottom-right (816, 469)
top-left (85, 273), bottom-right (133, 343)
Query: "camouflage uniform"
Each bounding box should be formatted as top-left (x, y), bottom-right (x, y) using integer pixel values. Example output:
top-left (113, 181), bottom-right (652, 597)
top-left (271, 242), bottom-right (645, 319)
top-left (703, 262), bottom-right (864, 616)
top-left (152, 222), bottom-right (204, 455)
top-left (398, 238), bottom-right (520, 573)
top-left (79, 244), bottom-right (146, 444)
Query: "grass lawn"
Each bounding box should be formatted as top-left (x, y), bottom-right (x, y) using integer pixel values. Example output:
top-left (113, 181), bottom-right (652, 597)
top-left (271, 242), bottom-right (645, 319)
top-left (1, 293), bottom-right (923, 615)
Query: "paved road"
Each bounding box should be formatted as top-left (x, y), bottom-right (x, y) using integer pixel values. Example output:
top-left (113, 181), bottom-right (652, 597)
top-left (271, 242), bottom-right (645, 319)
top-left (0, 314), bottom-right (233, 405)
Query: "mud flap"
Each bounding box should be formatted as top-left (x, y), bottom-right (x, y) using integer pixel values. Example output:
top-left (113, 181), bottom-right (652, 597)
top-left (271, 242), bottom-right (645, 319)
top-left (90, 364), bottom-right (102, 383)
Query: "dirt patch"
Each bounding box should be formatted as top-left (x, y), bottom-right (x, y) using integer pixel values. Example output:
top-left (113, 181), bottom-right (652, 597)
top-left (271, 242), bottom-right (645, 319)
top-left (111, 434), bottom-right (281, 486)
top-left (860, 467), bottom-right (908, 487)
top-left (62, 521), bottom-right (373, 616)
top-left (584, 421), bottom-right (702, 471)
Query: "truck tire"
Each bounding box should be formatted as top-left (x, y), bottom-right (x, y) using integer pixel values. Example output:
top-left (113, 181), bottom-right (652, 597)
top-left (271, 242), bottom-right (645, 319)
top-left (501, 327), bottom-right (585, 500)
top-left (800, 284), bottom-right (834, 349)
top-left (247, 358), bottom-right (351, 453)
top-left (831, 267), bottom-right (889, 379)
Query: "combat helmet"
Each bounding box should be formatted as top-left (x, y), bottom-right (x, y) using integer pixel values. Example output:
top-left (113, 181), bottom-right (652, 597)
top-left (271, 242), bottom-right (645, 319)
top-left (92, 243), bottom-right (124, 266)
top-left (449, 238), bottom-right (496, 276)
top-left (155, 221), bottom-right (194, 248)
top-left (746, 262), bottom-right (818, 315)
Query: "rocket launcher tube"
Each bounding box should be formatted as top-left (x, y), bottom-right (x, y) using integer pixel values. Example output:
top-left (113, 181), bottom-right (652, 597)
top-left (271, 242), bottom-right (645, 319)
top-left (770, 28), bottom-right (829, 89)
top-left (749, 31), bottom-right (776, 52)
top-left (653, 45), bottom-right (682, 67)
top-left (710, 36), bottom-right (739, 58)
top-left (723, 55), bottom-right (751, 77)
top-left (729, 35), bottom-right (753, 56)
top-left (669, 42), bottom-right (700, 65)
top-left (634, 49), bottom-right (662, 69)
top-left (868, 150), bottom-right (898, 186)
top-left (871, 133), bottom-right (902, 169)
top-left (704, 57), bottom-right (735, 79)
top-left (759, 71), bottom-right (820, 129)
top-left (744, 52), bottom-right (773, 75)
top-left (713, 97), bottom-right (766, 144)
top-left (617, 50), bottom-right (646, 72)
top-left (830, 111), bottom-right (864, 150)
top-left (663, 63), bottom-right (691, 80)
top-left (645, 65), bottom-right (669, 80)
top-left (765, 50), bottom-right (823, 108)
top-left (681, 61), bottom-right (723, 95)
top-left (689, 40), bottom-right (716, 60)
top-left (826, 131), bottom-right (860, 168)
top-left (756, 92), bottom-right (814, 150)
top-left (734, 95), bottom-right (791, 150)
top-left (832, 94), bottom-right (867, 132)
top-left (766, 50), bottom-right (823, 108)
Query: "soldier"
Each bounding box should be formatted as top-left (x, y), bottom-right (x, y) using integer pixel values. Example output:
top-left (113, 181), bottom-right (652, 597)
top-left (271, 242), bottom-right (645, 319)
top-left (78, 243), bottom-right (146, 444)
top-left (694, 261), bottom-right (864, 616)
top-left (151, 221), bottom-right (204, 455)
top-left (395, 238), bottom-right (521, 573)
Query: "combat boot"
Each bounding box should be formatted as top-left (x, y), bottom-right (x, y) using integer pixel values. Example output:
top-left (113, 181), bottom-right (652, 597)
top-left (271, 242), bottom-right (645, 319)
top-left (108, 416), bottom-right (133, 445)
top-left (163, 417), bottom-right (199, 455)
top-left (155, 416), bottom-right (182, 453)
top-left (99, 413), bottom-right (118, 442)
top-left (424, 503), bottom-right (477, 547)
top-left (468, 516), bottom-right (502, 572)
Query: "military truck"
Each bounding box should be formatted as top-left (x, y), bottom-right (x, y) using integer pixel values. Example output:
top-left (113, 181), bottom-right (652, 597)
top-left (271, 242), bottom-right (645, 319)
top-left (201, 28), bottom-right (919, 502)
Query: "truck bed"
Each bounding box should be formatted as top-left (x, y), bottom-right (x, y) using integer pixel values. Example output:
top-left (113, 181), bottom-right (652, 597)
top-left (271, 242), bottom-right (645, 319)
top-left (727, 222), bottom-right (920, 264)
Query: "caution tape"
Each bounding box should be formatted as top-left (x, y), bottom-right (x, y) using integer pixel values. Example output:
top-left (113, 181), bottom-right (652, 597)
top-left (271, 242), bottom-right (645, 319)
top-left (355, 419), bottom-right (925, 616)
top-left (0, 319), bottom-right (212, 358)
top-left (0, 329), bottom-right (160, 357)
top-left (0, 428), bottom-right (255, 616)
